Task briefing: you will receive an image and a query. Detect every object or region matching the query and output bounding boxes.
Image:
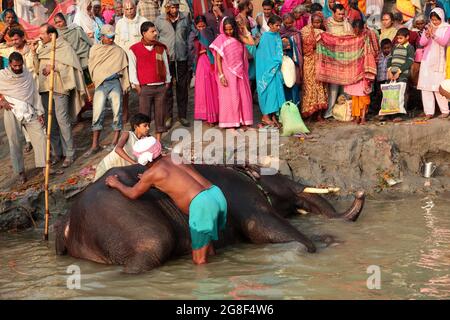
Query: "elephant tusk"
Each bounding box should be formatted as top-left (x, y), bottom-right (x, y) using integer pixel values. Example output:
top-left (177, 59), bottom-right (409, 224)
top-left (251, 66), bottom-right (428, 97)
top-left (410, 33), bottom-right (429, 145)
top-left (303, 187), bottom-right (340, 194)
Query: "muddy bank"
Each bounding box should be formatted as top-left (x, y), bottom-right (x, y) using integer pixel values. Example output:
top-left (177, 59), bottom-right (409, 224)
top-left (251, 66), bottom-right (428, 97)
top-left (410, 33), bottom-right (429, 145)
top-left (281, 119), bottom-right (450, 197)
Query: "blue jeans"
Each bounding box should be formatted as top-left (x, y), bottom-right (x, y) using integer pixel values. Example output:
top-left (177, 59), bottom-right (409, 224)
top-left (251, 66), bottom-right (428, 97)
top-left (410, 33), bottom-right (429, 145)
top-left (92, 78), bottom-right (123, 131)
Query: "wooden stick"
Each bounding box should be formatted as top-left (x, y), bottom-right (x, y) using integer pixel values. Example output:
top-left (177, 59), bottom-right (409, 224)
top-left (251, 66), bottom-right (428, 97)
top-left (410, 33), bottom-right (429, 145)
top-left (44, 33), bottom-right (57, 241)
top-left (303, 187), bottom-right (340, 194)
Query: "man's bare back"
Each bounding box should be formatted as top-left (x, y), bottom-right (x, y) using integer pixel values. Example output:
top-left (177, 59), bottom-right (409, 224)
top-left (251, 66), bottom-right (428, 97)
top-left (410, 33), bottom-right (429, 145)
top-left (107, 156), bottom-right (212, 214)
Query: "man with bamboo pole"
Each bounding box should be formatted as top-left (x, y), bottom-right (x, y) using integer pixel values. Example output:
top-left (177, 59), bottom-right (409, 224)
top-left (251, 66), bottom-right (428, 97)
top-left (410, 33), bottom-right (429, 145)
top-left (32, 24), bottom-right (87, 168)
top-left (0, 52), bottom-right (47, 185)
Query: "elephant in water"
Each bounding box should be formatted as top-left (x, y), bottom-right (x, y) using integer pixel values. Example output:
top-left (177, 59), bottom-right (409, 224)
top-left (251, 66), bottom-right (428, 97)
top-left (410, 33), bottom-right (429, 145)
top-left (54, 164), bottom-right (365, 273)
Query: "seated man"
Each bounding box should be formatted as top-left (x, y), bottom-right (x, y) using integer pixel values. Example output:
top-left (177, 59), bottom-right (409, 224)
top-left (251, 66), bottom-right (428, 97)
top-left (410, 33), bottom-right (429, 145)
top-left (105, 137), bottom-right (227, 264)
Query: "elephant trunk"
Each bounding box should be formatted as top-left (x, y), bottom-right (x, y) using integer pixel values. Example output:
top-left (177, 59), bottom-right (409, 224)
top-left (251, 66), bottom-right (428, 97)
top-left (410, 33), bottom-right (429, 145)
top-left (293, 182), bottom-right (365, 222)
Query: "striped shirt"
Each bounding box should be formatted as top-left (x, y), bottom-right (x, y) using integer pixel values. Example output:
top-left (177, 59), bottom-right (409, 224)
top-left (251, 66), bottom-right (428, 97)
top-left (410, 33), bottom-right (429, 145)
top-left (387, 43), bottom-right (415, 83)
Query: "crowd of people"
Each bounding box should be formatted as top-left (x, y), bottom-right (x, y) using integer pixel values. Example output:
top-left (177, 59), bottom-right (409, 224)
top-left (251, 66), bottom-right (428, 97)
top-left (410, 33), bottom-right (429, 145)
top-left (1, 0), bottom-right (450, 185)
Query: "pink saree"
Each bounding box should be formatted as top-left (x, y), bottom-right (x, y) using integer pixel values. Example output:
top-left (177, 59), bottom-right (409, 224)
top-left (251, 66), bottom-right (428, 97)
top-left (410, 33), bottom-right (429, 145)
top-left (209, 20), bottom-right (253, 128)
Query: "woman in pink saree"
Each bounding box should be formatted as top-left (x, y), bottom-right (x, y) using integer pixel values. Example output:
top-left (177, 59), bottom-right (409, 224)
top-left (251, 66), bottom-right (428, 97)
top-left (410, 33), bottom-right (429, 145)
top-left (209, 17), bottom-right (254, 129)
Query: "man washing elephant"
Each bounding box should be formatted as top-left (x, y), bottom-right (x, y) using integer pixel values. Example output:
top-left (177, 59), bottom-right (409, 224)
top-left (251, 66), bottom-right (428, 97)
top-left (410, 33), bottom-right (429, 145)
top-left (105, 137), bottom-right (227, 265)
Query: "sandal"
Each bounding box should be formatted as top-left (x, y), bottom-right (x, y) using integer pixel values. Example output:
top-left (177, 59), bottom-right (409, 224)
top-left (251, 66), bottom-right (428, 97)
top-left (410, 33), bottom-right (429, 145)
top-left (83, 146), bottom-right (102, 158)
top-left (62, 158), bottom-right (75, 168)
top-left (424, 115), bottom-right (433, 120)
top-left (438, 113), bottom-right (449, 119)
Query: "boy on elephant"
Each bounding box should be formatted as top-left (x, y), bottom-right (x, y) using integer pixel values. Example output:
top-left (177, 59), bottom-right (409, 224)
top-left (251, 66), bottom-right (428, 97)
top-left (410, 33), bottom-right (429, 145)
top-left (105, 137), bottom-right (228, 265)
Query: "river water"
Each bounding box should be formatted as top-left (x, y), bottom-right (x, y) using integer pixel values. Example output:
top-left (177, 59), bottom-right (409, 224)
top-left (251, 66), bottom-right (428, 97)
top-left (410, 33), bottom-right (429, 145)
top-left (1, 196), bottom-right (449, 300)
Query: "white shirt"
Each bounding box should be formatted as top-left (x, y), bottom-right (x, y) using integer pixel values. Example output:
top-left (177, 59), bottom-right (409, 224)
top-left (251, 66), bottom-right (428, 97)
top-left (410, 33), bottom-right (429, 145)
top-left (115, 15), bottom-right (148, 51)
top-left (127, 45), bottom-right (171, 86)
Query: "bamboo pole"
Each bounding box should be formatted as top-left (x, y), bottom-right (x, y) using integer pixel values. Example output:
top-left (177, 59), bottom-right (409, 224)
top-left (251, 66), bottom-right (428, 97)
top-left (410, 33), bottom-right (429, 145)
top-left (303, 187), bottom-right (341, 194)
top-left (44, 33), bottom-right (57, 241)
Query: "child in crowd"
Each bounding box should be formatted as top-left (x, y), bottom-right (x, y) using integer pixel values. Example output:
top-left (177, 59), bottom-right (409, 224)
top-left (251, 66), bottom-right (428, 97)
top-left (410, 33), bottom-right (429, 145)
top-left (385, 27), bottom-right (415, 121)
top-left (94, 113), bottom-right (150, 181)
top-left (371, 38), bottom-right (392, 115)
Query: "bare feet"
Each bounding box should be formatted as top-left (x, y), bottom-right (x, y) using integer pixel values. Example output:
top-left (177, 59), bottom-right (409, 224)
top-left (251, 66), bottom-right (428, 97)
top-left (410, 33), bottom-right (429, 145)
top-left (438, 113), bottom-right (449, 119)
top-left (192, 245), bottom-right (209, 265)
top-left (425, 114), bottom-right (433, 120)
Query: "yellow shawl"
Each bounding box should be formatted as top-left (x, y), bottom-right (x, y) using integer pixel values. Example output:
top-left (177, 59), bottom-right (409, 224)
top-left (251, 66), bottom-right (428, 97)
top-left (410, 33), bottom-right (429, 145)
top-left (38, 37), bottom-right (87, 120)
top-left (88, 43), bottom-right (130, 92)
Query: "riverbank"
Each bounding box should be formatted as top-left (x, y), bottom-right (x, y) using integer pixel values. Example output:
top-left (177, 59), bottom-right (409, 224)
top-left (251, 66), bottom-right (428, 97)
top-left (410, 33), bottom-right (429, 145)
top-left (1, 89), bottom-right (449, 231)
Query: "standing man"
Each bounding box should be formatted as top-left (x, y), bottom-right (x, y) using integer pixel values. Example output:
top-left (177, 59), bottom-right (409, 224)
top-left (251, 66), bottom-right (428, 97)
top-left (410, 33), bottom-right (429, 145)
top-left (7, 28), bottom-right (39, 153)
top-left (205, 0), bottom-right (235, 38)
top-left (137, 0), bottom-right (160, 22)
top-left (34, 24), bottom-right (87, 168)
top-left (128, 21), bottom-right (171, 142)
top-left (155, 0), bottom-right (191, 128)
top-left (84, 24), bottom-right (130, 157)
top-left (0, 52), bottom-right (47, 184)
top-left (92, 0), bottom-right (106, 43)
top-left (324, 3), bottom-right (353, 119)
top-left (114, 0), bottom-right (147, 122)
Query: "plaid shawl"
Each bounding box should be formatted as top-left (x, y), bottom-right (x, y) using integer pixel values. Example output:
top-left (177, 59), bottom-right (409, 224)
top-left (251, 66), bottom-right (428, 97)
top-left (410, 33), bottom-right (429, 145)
top-left (316, 32), bottom-right (377, 85)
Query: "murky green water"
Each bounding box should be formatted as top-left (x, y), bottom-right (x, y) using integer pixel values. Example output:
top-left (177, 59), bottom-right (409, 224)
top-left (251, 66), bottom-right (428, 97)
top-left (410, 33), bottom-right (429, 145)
top-left (1, 196), bottom-right (449, 299)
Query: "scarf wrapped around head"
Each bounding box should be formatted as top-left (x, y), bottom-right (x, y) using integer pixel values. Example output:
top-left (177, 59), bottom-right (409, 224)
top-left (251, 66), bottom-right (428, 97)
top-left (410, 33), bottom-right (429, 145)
top-left (209, 17), bottom-right (245, 79)
top-left (0, 9), bottom-right (19, 24)
top-left (427, 7), bottom-right (449, 73)
top-left (133, 137), bottom-right (162, 166)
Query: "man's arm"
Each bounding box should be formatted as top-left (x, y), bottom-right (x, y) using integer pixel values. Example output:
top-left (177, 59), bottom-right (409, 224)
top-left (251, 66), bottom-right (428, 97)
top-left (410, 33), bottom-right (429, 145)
top-left (105, 171), bottom-right (154, 200)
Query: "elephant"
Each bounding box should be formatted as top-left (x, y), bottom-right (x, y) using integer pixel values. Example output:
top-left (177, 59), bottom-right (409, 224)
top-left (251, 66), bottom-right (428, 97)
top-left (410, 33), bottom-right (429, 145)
top-left (54, 164), bottom-right (365, 273)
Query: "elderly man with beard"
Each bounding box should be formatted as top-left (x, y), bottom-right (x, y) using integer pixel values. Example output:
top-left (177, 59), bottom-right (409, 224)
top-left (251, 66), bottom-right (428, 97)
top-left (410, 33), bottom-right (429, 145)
top-left (84, 24), bottom-right (130, 157)
top-left (0, 52), bottom-right (47, 184)
top-left (155, 0), bottom-right (191, 128)
top-left (33, 24), bottom-right (87, 168)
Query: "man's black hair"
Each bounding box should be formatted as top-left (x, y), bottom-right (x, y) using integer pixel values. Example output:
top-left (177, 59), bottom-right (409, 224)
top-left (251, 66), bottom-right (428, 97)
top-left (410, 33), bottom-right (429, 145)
top-left (7, 27), bottom-right (25, 39)
top-left (310, 3), bottom-right (323, 13)
top-left (262, 0), bottom-right (274, 8)
top-left (41, 23), bottom-right (59, 38)
top-left (331, 3), bottom-right (345, 13)
top-left (9, 51), bottom-right (23, 64)
top-left (140, 21), bottom-right (156, 36)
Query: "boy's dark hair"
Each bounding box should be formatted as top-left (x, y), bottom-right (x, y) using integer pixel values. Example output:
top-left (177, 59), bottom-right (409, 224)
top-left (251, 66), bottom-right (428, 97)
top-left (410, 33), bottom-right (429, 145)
top-left (380, 38), bottom-right (392, 48)
top-left (396, 27), bottom-right (409, 38)
top-left (310, 3), bottom-right (323, 14)
top-left (262, 0), bottom-right (274, 8)
top-left (130, 113), bottom-right (150, 130)
top-left (140, 21), bottom-right (156, 36)
top-left (9, 51), bottom-right (23, 64)
top-left (331, 3), bottom-right (345, 13)
top-left (268, 14), bottom-right (282, 25)
top-left (7, 27), bottom-right (25, 38)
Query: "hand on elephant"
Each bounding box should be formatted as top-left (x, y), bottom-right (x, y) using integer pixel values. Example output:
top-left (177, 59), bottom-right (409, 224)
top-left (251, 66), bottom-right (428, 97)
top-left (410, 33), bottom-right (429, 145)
top-left (105, 175), bottom-right (120, 188)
